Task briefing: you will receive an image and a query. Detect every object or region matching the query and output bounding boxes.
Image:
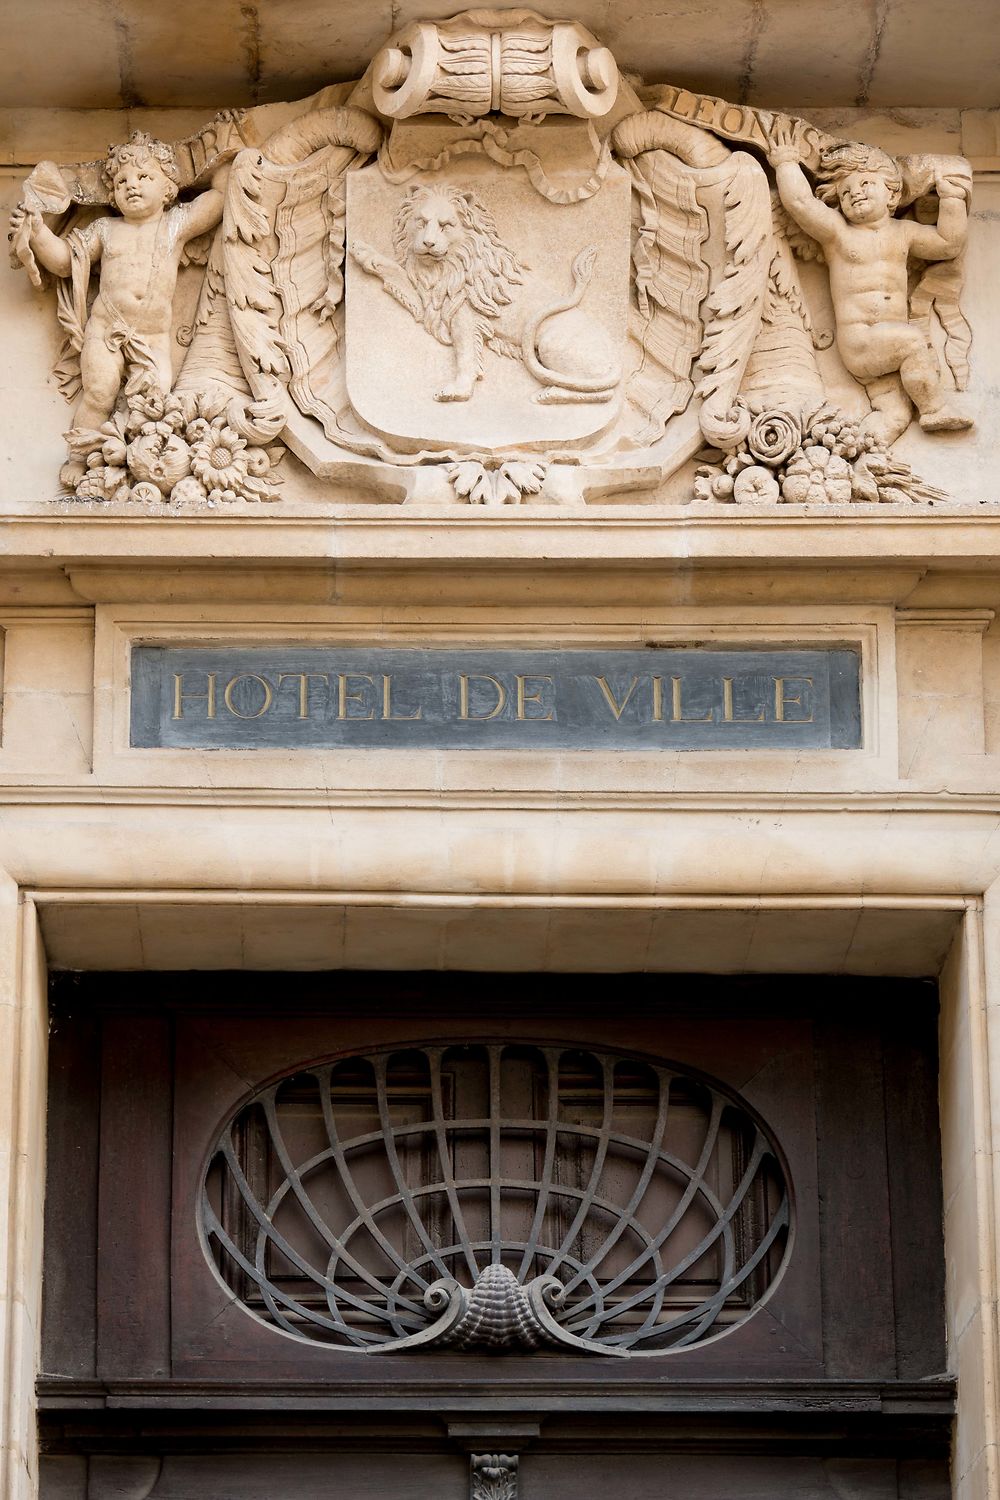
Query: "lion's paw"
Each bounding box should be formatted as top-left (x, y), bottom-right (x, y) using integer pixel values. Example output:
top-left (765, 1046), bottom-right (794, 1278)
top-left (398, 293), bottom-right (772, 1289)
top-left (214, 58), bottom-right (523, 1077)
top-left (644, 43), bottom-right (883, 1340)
top-left (435, 385), bottom-right (475, 403)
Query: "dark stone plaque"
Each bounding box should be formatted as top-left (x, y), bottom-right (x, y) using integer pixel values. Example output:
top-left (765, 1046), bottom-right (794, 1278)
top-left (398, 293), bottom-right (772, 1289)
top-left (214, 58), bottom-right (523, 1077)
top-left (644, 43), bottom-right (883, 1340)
top-left (129, 645), bottom-right (861, 750)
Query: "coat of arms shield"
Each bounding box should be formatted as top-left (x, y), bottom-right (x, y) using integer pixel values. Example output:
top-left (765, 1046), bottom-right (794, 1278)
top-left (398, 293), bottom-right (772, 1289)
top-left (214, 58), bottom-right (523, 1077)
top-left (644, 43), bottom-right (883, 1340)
top-left (344, 156), bottom-right (632, 453)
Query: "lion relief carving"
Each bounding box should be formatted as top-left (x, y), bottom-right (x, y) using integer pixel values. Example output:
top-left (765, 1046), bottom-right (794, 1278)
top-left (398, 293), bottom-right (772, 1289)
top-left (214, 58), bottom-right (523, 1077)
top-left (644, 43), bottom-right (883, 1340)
top-left (350, 183), bottom-right (619, 404)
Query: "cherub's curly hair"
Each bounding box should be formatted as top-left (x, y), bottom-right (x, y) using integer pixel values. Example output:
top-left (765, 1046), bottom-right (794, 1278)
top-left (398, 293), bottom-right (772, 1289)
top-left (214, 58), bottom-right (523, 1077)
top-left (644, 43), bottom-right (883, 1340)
top-left (103, 130), bottom-right (181, 203)
top-left (815, 142), bottom-right (902, 211)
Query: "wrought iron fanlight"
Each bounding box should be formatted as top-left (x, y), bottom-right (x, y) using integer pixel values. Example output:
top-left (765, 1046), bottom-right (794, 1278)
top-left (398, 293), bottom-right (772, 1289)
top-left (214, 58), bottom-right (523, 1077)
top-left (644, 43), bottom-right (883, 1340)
top-left (200, 1042), bottom-right (790, 1356)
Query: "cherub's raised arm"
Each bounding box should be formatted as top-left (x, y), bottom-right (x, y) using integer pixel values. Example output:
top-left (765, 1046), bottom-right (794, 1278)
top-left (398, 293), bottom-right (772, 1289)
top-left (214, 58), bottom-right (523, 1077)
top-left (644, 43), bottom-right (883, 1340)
top-left (765, 120), bottom-right (840, 245)
top-left (178, 163), bottom-right (230, 242)
top-left (772, 161), bottom-right (841, 243)
top-left (906, 173), bottom-right (969, 262)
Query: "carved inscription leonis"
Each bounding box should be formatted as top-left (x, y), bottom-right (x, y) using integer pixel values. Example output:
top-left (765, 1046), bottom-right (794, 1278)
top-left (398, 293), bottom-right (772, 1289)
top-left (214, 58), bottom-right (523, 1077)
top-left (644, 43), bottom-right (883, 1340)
top-left (129, 646), bottom-right (861, 750)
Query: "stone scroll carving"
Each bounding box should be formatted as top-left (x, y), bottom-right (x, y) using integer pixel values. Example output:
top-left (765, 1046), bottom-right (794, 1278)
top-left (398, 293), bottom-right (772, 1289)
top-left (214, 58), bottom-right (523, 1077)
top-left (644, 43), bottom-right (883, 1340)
top-left (8, 8), bottom-right (975, 509)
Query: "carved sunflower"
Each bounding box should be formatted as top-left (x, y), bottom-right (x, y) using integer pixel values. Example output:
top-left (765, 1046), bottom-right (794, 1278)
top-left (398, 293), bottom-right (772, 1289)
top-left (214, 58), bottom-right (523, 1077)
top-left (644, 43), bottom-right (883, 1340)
top-left (190, 423), bottom-right (250, 492)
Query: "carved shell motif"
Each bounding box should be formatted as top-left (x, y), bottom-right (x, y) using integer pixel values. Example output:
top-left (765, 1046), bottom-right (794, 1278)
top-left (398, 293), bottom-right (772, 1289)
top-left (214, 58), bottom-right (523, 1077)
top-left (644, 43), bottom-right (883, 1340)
top-left (201, 1042), bottom-right (790, 1357)
top-left (435, 1263), bottom-right (552, 1351)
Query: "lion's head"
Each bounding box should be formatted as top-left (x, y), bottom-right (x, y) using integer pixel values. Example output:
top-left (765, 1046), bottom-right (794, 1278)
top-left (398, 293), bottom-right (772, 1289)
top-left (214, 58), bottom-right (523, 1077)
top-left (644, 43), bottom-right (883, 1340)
top-left (392, 184), bottom-right (525, 344)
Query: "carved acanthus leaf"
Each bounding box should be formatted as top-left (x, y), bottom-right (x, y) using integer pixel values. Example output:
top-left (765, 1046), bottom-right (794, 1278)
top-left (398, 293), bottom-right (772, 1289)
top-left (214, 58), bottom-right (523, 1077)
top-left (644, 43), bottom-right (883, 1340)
top-left (471, 1455), bottom-right (519, 1500)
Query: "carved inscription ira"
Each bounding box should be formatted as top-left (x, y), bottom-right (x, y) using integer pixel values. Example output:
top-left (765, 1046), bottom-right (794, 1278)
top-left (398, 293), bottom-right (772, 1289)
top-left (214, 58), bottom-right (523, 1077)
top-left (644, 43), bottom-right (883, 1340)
top-left (9, 8), bottom-right (975, 508)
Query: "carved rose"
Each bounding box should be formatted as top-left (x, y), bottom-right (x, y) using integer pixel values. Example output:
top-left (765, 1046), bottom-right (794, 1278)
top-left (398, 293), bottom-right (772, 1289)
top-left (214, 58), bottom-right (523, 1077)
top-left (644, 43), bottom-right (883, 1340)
top-left (746, 411), bottom-right (802, 468)
top-left (126, 432), bottom-right (192, 496)
top-left (733, 465), bottom-right (780, 503)
top-left (780, 445), bottom-right (853, 504)
top-left (190, 423), bottom-right (250, 493)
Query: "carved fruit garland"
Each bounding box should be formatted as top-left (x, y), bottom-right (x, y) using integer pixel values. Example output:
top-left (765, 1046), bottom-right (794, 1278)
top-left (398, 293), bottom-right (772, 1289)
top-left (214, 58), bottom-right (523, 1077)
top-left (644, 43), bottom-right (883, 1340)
top-left (693, 401), bottom-right (951, 506)
top-left (73, 383), bottom-right (286, 504)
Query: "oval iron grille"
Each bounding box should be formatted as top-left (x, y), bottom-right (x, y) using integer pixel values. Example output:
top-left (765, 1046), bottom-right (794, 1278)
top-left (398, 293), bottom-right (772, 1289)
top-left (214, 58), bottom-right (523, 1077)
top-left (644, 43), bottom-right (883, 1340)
top-left (200, 1043), bottom-right (791, 1356)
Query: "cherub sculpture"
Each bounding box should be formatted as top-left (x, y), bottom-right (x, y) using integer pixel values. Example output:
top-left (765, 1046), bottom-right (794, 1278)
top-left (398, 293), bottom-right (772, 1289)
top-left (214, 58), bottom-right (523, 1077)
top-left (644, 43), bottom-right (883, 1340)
top-left (10, 131), bottom-right (227, 486)
top-left (767, 122), bottom-right (972, 445)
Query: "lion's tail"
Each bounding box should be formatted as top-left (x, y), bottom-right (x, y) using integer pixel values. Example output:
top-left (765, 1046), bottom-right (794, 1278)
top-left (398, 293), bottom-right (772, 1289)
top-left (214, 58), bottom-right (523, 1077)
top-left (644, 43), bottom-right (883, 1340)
top-left (484, 327), bottom-right (521, 361)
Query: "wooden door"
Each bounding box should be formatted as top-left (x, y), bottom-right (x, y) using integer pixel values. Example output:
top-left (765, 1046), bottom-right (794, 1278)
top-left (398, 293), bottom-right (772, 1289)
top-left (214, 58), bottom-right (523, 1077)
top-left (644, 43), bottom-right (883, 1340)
top-left (39, 973), bottom-right (952, 1500)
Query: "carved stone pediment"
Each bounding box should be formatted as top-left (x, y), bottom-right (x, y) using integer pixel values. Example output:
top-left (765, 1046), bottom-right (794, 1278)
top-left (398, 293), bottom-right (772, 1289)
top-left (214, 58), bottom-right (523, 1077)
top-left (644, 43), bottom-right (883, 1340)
top-left (9, 8), bottom-right (976, 511)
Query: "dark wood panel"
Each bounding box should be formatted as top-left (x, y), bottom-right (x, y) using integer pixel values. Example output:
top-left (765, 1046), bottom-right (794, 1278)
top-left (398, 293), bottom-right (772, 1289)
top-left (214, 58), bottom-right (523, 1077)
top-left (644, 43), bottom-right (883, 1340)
top-left (96, 1013), bottom-right (173, 1379)
top-left (815, 1016), bottom-right (897, 1378)
top-left (41, 974), bottom-right (946, 1405)
top-left (882, 1005), bottom-right (947, 1377)
top-left (41, 996), bottom-right (100, 1378)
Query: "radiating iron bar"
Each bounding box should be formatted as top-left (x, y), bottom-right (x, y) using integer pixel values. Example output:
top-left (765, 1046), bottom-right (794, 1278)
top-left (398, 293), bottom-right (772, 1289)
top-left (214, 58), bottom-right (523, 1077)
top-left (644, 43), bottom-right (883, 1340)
top-left (260, 1087), bottom-right (402, 1281)
top-left (538, 1053), bottom-right (622, 1288)
top-left (274, 1114), bottom-right (686, 1156)
top-left (552, 1066), bottom-right (673, 1302)
top-left (565, 1091), bottom-right (726, 1309)
top-left (214, 1132), bottom-right (425, 1333)
top-left (516, 1048), bottom-right (569, 1283)
top-left (561, 1087), bottom-right (723, 1307)
top-left (404, 1238), bottom-right (598, 1289)
top-left (202, 1198), bottom-right (374, 1344)
top-left (374, 1054), bottom-right (454, 1283)
top-left (617, 1095), bottom-right (736, 1342)
top-left (570, 1133), bottom-right (771, 1333)
top-left (625, 1193), bottom-right (790, 1349)
top-left (327, 1172), bottom-right (666, 1244)
top-left (254, 1088), bottom-right (427, 1322)
top-left (315, 1063), bottom-right (437, 1304)
top-left (489, 1046), bottom-right (503, 1264)
top-left (571, 1131), bottom-right (756, 1322)
top-left (254, 1158), bottom-right (422, 1326)
top-left (588, 1174), bottom-right (738, 1344)
top-left (427, 1047), bottom-right (480, 1283)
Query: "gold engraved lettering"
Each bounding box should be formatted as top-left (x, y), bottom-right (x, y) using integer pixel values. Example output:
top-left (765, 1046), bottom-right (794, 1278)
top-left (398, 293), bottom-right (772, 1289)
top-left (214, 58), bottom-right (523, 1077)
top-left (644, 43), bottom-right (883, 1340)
top-left (594, 675), bottom-right (640, 721)
top-left (515, 675), bottom-right (554, 721)
top-left (671, 676), bottom-right (713, 723)
top-left (774, 676), bottom-right (814, 723)
top-left (223, 673), bottom-right (274, 719)
top-left (722, 676), bottom-right (765, 724)
top-left (277, 672), bottom-right (330, 720)
top-left (459, 673), bottom-right (507, 720)
top-left (337, 673), bottom-right (376, 720)
top-left (382, 674), bottom-right (422, 721)
top-left (172, 671), bottom-right (216, 720)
